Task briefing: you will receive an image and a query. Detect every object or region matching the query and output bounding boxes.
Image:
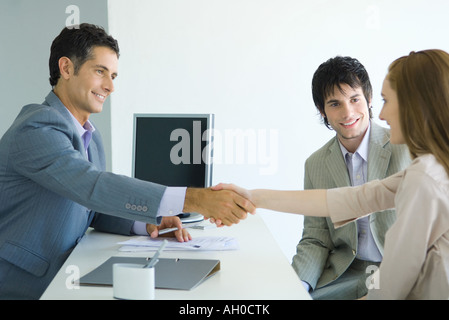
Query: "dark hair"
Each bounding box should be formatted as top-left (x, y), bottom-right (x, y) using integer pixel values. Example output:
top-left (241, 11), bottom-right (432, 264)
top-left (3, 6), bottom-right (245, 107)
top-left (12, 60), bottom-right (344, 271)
top-left (49, 23), bottom-right (120, 87)
top-left (311, 56), bottom-right (373, 129)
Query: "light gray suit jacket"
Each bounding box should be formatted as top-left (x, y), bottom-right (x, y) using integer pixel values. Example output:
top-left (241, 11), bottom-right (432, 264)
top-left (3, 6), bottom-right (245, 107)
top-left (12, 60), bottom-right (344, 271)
top-left (0, 91), bottom-right (166, 299)
top-left (292, 122), bottom-right (411, 291)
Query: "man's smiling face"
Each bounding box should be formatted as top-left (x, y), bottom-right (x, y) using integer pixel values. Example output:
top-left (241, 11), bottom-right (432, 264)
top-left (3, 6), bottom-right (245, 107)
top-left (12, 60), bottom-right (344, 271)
top-left (322, 83), bottom-right (371, 153)
top-left (59, 46), bottom-right (118, 124)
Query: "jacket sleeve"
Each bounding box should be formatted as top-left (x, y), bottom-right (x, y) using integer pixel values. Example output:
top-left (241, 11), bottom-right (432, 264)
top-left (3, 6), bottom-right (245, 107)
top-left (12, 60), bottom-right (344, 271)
top-left (10, 105), bottom-right (166, 226)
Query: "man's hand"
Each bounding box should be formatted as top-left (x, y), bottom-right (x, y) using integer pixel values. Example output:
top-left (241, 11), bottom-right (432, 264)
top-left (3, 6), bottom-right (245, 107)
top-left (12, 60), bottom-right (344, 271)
top-left (183, 188), bottom-right (256, 227)
top-left (210, 183), bottom-right (256, 226)
top-left (146, 216), bottom-right (192, 242)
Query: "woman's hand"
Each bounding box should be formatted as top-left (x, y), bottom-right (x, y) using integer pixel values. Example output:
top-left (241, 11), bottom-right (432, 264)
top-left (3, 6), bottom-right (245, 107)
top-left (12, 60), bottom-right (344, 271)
top-left (211, 183), bottom-right (254, 203)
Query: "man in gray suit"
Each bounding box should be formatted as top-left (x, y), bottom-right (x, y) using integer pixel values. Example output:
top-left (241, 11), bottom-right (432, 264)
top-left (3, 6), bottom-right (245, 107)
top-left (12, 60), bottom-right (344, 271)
top-left (291, 56), bottom-right (410, 299)
top-left (0, 24), bottom-right (254, 299)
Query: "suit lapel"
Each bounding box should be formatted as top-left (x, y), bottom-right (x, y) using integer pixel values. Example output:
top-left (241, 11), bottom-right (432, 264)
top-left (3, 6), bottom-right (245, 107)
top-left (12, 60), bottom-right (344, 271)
top-left (324, 137), bottom-right (357, 260)
top-left (87, 141), bottom-right (97, 164)
top-left (325, 138), bottom-right (351, 187)
top-left (367, 123), bottom-right (391, 181)
top-left (45, 92), bottom-right (92, 162)
top-left (325, 122), bottom-right (391, 186)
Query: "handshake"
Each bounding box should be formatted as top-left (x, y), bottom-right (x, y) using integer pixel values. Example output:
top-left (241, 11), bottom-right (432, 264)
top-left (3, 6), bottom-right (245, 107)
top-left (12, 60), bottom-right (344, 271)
top-left (147, 183), bottom-right (259, 242)
top-left (150, 183), bottom-right (324, 241)
top-left (183, 183), bottom-right (256, 227)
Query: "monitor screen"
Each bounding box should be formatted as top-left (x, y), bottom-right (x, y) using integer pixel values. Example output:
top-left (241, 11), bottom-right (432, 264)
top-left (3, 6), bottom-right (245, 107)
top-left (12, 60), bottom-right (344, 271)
top-left (132, 114), bottom-right (214, 188)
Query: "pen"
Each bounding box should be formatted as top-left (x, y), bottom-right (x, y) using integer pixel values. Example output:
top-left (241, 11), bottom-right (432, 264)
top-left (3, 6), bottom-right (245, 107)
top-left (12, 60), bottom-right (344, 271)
top-left (158, 227), bottom-right (181, 235)
top-left (143, 239), bottom-right (167, 268)
top-left (158, 221), bottom-right (202, 235)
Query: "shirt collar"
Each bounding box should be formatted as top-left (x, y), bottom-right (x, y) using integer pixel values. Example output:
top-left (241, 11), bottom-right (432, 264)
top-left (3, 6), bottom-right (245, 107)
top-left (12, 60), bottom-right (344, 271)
top-left (66, 109), bottom-right (95, 138)
top-left (338, 122), bottom-right (370, 161)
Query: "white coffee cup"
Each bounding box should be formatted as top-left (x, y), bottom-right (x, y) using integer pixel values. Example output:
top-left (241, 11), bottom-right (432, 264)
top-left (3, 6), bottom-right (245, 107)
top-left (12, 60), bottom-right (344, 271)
top-left (113, 263), bottom-right (155, 300)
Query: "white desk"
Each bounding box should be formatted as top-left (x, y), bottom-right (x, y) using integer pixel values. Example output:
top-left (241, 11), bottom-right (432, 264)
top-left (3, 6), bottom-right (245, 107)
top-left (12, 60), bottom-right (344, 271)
top-left (41, 214), bottom-right (311, 300)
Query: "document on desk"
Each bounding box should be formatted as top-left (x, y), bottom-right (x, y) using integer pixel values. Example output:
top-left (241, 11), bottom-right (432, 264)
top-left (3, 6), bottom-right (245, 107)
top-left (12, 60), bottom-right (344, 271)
top-left (117, 236), bottom-right (239, 252)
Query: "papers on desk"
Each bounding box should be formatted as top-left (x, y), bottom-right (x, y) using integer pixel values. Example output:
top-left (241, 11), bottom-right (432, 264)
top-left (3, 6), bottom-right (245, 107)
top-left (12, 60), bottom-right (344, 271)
top-left (117, 236), bottom-right (239, 252)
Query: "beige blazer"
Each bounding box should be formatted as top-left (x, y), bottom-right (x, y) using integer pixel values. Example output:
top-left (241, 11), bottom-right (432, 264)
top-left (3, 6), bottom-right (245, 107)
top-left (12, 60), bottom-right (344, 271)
top-left (328, 154), bottom-right (449, 299)
top-left (292, 122), bottom-right (411, 290)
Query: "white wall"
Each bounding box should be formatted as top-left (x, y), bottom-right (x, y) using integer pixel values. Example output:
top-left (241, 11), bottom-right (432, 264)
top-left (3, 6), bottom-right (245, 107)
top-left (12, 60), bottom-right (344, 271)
top-left (107, 0), bottom-right (449, 262)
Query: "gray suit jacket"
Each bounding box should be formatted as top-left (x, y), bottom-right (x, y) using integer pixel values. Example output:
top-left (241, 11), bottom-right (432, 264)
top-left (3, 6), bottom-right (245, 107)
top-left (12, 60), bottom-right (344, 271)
top-left (292, 122), bottom-right (411, 291)
top-left (0, 91), bottom-right (166, 299)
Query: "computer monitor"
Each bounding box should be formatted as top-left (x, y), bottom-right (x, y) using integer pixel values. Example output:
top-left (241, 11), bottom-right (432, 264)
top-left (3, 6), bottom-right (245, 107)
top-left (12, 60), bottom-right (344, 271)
top-left (132, 113), bottom-right (214, 189)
